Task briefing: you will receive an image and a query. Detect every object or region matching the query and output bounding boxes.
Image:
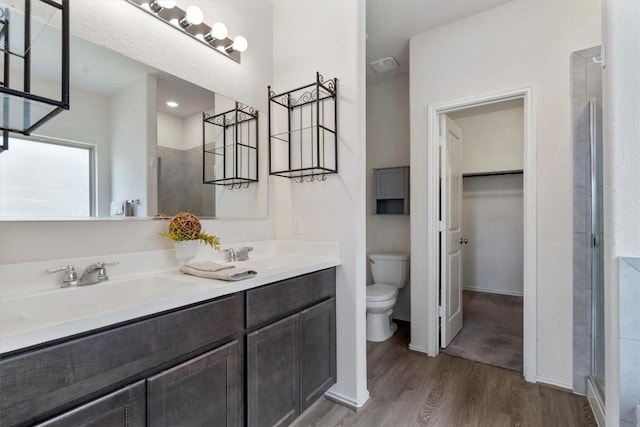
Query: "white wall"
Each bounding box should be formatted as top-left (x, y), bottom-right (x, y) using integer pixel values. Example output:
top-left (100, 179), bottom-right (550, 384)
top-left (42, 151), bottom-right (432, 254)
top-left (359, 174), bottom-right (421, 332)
top-left (409, 0), bottom-right (600, 388)
top-left (449, 99), bottom-right (524, 174)
top-left (602, 1), bottom-right (640, 424)
top-left (157, 112), bottom-right (185, 150)
top-left (462, 174), bottom-right (524, 295)
top-left (366, 74), bottom-right (411, 320)
top-left (272, 0), bottom-right (368, 408)
top-left (0, 0), bottom-right (274, 265)
top-left (110, 75), bottom-right (155, 217)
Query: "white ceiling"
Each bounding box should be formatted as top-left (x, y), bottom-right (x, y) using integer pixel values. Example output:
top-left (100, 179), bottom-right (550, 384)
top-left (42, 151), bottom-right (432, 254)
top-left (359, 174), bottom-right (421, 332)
top-left (28, 1), bottom-right (516, 112)
top-left (366, 0), bottom-right (514, 84)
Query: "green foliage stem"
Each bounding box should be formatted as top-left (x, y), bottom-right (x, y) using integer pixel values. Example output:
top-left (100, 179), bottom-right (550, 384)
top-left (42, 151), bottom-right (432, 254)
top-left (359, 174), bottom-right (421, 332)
top-left (160, 229), bottom-right (221, 250)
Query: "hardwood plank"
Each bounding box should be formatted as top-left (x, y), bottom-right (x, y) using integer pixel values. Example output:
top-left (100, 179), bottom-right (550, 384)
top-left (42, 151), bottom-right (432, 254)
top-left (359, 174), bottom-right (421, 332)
top-left (294, 322), bottom-right (596, 427)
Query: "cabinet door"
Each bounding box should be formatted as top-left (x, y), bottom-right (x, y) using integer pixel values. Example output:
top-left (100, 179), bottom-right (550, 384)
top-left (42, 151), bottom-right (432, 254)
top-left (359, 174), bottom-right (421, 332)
top-left (376, 167), bottom-right (407, 199)
top-left (247, 314), bottom-right (299, 427)
top-left (299, 298), bottom-right (336, 412)
top-left (147, 341), bottom-right (239, 427)
top-left (36, 381), bottom-right (145, 427)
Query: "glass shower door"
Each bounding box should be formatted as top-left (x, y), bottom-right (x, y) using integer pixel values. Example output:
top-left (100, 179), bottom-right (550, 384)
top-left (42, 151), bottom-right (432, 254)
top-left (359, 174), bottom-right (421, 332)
top-left (589, 98), bottom-right (605, 399)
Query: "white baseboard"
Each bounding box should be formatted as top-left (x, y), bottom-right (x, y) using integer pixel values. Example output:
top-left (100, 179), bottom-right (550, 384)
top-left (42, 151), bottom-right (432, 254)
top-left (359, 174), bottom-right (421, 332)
top-left (408, 343), bottom-right (429, 354)
top-left (586, 377), bottom-right (605, 427)
top-left (463, 286), bottom-right (523, 297)
top-left (536, 375), bottom-right (572, 392)
top-left (324, 389), bottom-right (370, 410)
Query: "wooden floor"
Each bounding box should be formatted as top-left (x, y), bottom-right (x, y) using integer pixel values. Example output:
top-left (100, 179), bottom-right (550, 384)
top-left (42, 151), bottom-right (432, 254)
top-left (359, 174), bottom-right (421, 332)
top-left (292, 322), bottom-right (596, 427)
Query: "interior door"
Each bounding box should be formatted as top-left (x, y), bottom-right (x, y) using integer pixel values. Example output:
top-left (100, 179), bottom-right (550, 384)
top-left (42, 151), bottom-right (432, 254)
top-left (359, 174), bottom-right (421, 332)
top-left (440, 114), bottom-right (464, 348)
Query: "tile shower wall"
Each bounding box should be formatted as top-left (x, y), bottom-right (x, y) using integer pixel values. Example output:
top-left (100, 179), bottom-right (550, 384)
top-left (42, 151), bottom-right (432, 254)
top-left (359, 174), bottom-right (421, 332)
top-left (619, 257), bottom-right (640, 426)
top-left (572, 46), bottom-right (602, 394)
top-left (157, 145), bottom-right (215, 217)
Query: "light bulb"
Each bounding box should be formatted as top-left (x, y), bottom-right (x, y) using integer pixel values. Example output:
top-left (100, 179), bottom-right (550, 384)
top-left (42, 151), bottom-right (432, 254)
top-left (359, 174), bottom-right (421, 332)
top-left (156, 0), bottom-right (176, 8)
top-left (231, 35), bottom-right (248, 52)
top-left (211, 22), bottom-right (228, 40)
top-left (185, 5), bottom-right (204, 25)
top-left (225, 35), bottom-right (248, 53)
top-left (148, 0), bottom-right (175, 12)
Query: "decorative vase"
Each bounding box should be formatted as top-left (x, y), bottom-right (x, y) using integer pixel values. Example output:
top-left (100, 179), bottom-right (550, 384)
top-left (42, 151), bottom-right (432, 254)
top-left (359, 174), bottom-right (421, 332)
top-left (174, 240), bottom-right (198, 265)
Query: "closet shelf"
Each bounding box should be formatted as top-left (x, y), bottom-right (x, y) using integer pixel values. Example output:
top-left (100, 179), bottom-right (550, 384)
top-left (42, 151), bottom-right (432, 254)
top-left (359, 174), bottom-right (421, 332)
top-left (462, 169), bottom-right (523, 178)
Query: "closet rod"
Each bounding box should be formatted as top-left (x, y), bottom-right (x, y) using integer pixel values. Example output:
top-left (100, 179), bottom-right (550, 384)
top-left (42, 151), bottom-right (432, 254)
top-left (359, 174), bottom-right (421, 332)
top-left (462, 169), bottom-right (523, 178)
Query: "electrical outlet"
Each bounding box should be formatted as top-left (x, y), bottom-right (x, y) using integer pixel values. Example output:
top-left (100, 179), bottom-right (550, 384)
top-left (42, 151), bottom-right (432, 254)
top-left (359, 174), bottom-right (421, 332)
top-left (294, 217), bottom-right (303, 234)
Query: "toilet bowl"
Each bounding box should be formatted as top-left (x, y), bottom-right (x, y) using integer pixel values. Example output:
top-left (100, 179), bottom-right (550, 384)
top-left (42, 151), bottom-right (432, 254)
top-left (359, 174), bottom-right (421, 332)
top-left (366, 254), bottom-right (409, 342)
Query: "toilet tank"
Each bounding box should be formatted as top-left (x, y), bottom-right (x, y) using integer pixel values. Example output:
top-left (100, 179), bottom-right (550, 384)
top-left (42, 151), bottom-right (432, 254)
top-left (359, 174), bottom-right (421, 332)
top-left (369, 253), bottom-right (409, 288)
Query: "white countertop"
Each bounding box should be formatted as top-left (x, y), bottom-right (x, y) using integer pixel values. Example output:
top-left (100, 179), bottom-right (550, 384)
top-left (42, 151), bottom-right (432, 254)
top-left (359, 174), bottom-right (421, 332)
top-left (0, 241), bottom-right (340, 355)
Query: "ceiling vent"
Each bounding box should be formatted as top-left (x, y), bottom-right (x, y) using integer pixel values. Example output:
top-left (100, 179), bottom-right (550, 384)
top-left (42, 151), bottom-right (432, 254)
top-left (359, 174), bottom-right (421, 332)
top-left (369, 57), bottom-right (399, 73)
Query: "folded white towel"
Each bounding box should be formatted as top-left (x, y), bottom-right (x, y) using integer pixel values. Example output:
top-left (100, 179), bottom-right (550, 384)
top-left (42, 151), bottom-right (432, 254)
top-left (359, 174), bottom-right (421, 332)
top-left (180, 261), bottom-right (257, 281)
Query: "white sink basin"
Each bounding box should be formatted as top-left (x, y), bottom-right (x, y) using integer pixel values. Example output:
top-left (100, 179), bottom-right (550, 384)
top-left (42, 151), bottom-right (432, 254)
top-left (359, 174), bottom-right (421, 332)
top-left (3, 276), bottom-right (192, 321)
top-left (228, 257), bottom-right (299, 272)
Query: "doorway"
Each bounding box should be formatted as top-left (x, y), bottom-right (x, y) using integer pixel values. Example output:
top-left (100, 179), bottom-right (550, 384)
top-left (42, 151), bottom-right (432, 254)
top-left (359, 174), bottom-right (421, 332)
top-left (439, 100), bottom-right (525, 372)
top-left (419, 86), bottom-right (537, 382)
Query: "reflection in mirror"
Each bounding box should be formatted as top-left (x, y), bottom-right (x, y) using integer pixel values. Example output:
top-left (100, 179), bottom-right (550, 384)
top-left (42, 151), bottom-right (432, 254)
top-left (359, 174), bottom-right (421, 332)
top-left (0, 22), bottom-right (267, 220)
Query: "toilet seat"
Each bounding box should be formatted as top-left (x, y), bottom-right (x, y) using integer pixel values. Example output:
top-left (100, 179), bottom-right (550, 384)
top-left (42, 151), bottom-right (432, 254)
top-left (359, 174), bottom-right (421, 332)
top-left (366, 284), bottom-right (397, 302)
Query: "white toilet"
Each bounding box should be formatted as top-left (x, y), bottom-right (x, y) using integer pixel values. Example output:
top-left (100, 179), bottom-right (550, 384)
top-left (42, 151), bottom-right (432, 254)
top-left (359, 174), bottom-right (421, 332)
top-left (366, 253), bottom-right (409, 342)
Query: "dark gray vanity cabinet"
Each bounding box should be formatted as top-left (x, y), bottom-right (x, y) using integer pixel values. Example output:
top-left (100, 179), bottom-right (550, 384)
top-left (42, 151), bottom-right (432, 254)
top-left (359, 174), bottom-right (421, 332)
top-left (245, 268), bottom-right (337, 427)
top-left (36, 381), bottom-right (146, 427)
top-left (1, 268), bottom-right (337, 427)
top-left (0, 294), bottom-right (242, 427)
top-left (247, 315), bottom-right (300, 427)
top-left (147, 341), bottom-right (239, 427)
top-left (299, 298), bottom-right (336, 412)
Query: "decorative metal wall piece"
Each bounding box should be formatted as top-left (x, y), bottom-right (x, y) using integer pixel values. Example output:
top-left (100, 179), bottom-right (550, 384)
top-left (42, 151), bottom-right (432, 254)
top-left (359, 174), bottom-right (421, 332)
top-left (0, 0), bottom-right (70, 153)
top-left (203, 102), bottom-right (258, 188)
top-left (268, 72), bottom-right (338, 182)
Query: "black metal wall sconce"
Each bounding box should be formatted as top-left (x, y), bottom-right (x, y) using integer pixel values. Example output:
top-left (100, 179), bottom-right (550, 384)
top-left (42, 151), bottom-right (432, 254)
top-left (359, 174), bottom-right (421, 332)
top-left (0, 0), bottom-right (70, 153)
top-left (125, 0), bottom-right (248, 63)
top-left (203, 102), bottom-right (259, 189)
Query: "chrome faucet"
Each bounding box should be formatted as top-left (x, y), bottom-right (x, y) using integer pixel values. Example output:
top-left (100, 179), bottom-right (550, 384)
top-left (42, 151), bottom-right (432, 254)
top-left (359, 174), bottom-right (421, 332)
top-left (78, 261), bottom-right (119, 286)
top-left (223, 246), bottom-right (253, 262)
top-left (46, 265), bottom-right (79, 288)
top-left (236, 246), bottom-right (253, 261)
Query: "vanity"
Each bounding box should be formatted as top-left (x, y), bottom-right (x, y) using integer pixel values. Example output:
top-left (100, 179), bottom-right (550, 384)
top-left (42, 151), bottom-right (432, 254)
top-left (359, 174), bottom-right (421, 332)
top-left (0, 246), bottom-right (339, 427)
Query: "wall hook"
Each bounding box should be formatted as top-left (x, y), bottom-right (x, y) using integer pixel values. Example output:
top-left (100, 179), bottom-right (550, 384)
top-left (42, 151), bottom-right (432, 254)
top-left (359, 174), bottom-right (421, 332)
top-left (592, 44), bottom-right (606, 69)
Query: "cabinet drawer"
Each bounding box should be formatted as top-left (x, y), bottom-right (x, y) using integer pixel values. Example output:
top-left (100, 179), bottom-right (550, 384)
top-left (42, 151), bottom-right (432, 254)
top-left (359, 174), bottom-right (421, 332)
top-left (245, 268), bottom-right (335, 329)
top-left (0, 294), bottom-right (240, 427)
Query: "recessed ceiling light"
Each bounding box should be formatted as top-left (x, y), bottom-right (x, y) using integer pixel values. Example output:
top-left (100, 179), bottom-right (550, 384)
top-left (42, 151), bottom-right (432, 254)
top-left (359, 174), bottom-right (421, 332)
top-left (369, 56), bottom-right (399, 73)
top-left (166, 101), bottom-right (179, 108)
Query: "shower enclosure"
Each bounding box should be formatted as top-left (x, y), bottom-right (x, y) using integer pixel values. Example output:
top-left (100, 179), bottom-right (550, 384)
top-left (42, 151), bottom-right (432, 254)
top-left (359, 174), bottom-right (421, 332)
top-left (571, 46), bottom-right (604, 420)
top-left (589, 97), bottom-right (605, 403)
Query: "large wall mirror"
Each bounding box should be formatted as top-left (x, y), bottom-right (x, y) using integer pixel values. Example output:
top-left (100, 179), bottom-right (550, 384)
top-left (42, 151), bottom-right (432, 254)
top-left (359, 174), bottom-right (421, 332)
top-left (0, 20), bottom-right (268, 220)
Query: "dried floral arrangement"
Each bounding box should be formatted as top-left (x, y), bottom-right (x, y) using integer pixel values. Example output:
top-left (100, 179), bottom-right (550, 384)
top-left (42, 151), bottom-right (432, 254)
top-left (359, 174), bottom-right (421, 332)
top-left (160, 212), bottom-right (220, 249)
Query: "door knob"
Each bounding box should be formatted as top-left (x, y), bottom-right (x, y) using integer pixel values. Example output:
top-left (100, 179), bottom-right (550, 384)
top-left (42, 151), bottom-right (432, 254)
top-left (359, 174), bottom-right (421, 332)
top-left (459, 238), bottom-right (469, 244)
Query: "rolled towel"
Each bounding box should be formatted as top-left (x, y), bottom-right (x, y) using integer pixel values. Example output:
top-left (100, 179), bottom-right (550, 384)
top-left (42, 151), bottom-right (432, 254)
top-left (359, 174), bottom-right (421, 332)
top-left (180, 261), bottom-right (257, 281)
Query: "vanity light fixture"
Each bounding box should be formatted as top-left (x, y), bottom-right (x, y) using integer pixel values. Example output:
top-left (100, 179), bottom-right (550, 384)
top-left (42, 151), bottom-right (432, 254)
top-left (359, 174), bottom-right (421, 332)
top-left (126, 0), bottom-right (247, 63)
